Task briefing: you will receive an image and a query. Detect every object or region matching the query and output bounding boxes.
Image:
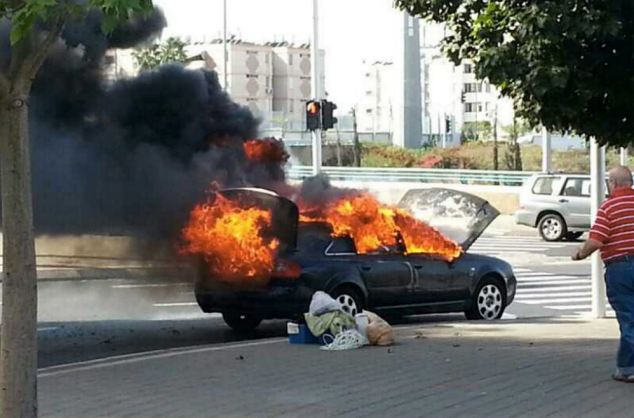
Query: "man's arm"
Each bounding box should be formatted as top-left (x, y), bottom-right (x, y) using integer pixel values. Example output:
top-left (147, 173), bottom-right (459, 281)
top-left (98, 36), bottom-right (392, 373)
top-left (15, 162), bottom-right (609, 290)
top-left (572, 238), bottom-right (603, 260)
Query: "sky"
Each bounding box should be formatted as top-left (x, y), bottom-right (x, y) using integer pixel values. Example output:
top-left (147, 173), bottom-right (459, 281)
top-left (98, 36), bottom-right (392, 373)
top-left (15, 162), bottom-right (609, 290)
top-left (153, 0), bottom-right (404, 109)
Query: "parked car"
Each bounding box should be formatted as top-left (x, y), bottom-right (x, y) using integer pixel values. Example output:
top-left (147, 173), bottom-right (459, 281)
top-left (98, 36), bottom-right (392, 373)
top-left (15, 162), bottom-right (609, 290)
top-left (194, 188), bottom-right (517, 331)
top-left (515, 173), bottom-right (605, 241)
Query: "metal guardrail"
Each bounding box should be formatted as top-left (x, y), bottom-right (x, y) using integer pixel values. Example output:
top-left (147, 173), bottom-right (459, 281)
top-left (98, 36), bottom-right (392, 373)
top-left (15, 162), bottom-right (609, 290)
top-left (287, 166), bottom-right (536, 186)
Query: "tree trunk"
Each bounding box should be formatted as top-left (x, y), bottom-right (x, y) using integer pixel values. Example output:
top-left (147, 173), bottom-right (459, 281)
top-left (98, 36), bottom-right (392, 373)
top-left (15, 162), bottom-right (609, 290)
top-left (0, 86), bottom-right (38, 418)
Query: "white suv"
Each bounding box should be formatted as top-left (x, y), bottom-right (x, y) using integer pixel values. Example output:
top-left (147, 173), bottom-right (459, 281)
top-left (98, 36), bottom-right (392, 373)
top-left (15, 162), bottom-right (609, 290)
top-left (515, 173), bottom-right (600, 241)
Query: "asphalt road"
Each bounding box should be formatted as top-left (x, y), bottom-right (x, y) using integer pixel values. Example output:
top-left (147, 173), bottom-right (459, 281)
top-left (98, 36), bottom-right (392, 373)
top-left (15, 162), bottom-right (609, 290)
top-left (1, 229), bottom-right (598, 368)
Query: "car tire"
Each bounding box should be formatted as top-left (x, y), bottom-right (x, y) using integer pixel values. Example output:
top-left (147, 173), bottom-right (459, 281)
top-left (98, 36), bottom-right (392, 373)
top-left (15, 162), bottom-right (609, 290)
top-left (222, 312), bottom-right (262, 332)
top-left (330, 286), bottom-right (364, 317)
top-left (538, 213), bottom-right (567, 241)
top-left (465, 277), bottom-right (506, 321)
top-left (564, 231), bottom-right (584, 241)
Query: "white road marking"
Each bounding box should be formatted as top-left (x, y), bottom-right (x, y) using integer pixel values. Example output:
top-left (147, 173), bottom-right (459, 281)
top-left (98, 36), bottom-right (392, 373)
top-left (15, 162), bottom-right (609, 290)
top-left (518, 279), bottom-right (590, 286)
top-left (112, 283), bottom-right (190, 289)
top-left (516, 285), bottom-right (591, 293)
top-left (519, 297), bottom-right (593, 304)
top-left (517, 292), bottom-right (593, 298)
top-left (37, 327), bottom-right (59, 332)
top-left (38, 339), bottom-right (286, 378)
top-left (153, 302), bottom-right (198, 307)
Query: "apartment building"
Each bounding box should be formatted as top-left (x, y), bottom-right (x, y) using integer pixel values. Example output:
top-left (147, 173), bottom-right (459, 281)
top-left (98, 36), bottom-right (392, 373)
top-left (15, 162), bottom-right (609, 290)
top-left (421, 22), bottom-right (514, 139)
top-left (104, 38), bottom-right (325, 128)
top-left (357, 61), bottom-right (396, 135)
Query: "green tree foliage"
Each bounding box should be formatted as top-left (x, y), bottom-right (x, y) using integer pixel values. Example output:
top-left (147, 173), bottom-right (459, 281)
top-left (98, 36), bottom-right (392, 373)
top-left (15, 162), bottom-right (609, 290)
top-left (395, 0), bottom-right (634, 147)
top-left (134, 36), bottom-right (187, 71)
top-left (461, 121), bottom-right (492, 142)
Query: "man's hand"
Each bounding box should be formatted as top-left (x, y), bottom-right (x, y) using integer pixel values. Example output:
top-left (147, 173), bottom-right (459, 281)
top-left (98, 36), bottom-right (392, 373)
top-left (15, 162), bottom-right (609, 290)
top-left (572, 238), bottom-right (603, 261)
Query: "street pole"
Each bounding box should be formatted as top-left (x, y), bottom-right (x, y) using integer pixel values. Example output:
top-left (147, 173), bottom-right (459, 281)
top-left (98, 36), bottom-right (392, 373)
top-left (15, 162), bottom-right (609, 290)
top-left (590, 138), bottom-right (606, 319)
top-left (621, 147), bottom-right (628, 166)
top-left (542, 127), bottom-right (551, 172)
top-left (311, 0), bottom-right (322, 174)
top-left (223, 0), bottom-right (228, 90)
top-left (442, 113), bottom-right (447, 148)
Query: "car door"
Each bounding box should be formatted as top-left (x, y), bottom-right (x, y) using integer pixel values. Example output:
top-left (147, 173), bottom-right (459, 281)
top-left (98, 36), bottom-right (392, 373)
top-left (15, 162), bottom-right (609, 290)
top-left (559, 177), bottom-right (591, 228)
top-left (357, 252), bottom-right (415, 308)
top-left (324, 237), bottom-right (414, 308)
top-left (409, 254), bottom-right (457, 303)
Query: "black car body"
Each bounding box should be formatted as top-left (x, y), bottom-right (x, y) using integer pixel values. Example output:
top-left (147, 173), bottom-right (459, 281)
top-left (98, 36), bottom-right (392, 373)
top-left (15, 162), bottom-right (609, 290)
top-left (194, 188), bottom-right (517, 330)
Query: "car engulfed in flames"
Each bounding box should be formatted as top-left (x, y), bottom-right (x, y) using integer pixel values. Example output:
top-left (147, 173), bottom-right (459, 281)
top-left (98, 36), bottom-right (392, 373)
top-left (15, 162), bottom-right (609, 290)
top-left (181, 188), bottom-right (463, 286)
top-left (184, 187), bottom-right (516, 331)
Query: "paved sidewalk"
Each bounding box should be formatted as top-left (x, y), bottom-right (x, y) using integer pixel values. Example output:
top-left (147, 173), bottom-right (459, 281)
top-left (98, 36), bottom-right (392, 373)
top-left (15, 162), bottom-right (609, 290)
top-left (40, 317), bottom-right (630, 418)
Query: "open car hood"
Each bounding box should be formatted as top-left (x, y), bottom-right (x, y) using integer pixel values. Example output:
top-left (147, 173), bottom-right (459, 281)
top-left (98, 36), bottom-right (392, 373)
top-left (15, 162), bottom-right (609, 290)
top-left (398, 188), bottom-right (499, 252)
top-left (217, 188), bottom-right (299, 252)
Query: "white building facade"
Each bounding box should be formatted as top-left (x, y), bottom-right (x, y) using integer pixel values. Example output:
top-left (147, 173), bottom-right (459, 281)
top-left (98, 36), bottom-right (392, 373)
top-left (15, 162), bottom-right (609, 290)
top-left (105, 39), bottom-right (325, 133)
top-left (357, 61), bottom-right (396, 136)
top-left (421, 22), bottom-right (514, 142)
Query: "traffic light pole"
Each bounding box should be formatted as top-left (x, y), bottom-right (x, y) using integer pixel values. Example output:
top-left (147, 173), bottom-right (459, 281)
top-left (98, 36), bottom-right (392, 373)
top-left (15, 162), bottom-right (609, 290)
top-left (311, 0), bottom-right (322, 174)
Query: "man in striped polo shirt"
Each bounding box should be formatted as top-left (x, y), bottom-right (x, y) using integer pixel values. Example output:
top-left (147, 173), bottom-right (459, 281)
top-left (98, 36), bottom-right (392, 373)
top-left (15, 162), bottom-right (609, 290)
top-left (572, 165), bottom-right (634, 382)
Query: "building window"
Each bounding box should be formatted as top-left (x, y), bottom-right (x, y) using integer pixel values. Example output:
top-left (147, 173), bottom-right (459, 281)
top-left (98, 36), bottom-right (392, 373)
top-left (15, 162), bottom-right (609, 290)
top-left (464, 63), bottom-right (473, 73)
top-left (366, 90), bottom-right (373, 96)
top-left (366, 109), bottom-right (373, 114)
top-left (289, 54), bottom-right (293, 65)
top-left (464, 103), bottom-right (482, 113)
top-left (246, 74), bottom-right (259, 79)
top-left (486, 83), bottom-right (491, 93)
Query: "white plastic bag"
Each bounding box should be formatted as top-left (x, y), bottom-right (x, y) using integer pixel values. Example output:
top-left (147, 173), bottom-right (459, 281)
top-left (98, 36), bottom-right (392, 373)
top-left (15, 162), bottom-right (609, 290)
top-left (309, 291), bottom-right (341, 315)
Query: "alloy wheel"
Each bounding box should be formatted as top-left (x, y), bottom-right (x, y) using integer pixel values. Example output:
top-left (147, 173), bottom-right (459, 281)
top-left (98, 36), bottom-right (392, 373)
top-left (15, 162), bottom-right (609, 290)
top-left (476, 284), bottom-right (503, 320)
top-left (541, 218), bottom-right (562, 240)
top-left (336, 294), bottom-right (359, 316)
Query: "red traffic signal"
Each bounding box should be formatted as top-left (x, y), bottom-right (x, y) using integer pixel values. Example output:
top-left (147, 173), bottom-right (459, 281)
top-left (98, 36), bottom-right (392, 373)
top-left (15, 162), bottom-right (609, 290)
top-left (306, 100), bottom-right (321, 131)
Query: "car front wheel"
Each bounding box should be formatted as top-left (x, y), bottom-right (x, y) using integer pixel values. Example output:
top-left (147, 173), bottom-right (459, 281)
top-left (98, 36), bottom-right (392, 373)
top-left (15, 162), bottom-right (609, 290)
top-left (465, 277), bottom-right (506, 320)
top-left (538, 213), bottom-right (567, 241)
top-left (222, 312), bottom-right (262, 332)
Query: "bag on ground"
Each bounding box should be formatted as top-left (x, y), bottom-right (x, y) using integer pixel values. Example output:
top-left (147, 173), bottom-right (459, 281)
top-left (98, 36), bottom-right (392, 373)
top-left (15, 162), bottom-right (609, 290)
top-left (309, 291), bottom-right (341, 315)
top-left (364, 310), bottom-right (394, 346)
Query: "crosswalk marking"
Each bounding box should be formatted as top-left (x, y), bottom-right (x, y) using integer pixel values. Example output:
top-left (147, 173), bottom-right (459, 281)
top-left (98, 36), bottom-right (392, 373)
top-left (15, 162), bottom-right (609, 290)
top-left (512, 268), bottom-right (614, 316)
top-left (470, 234), bottom-right (579, 258)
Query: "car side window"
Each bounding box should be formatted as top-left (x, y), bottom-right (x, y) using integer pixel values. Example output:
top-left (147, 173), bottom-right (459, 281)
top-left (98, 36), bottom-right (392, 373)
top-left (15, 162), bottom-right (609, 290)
top-left (532, 176), bottom-right (562, 195)
top-left (562, 178), bottom-right (589, 197)
top-left (325, 236), bottom-right (357, 256)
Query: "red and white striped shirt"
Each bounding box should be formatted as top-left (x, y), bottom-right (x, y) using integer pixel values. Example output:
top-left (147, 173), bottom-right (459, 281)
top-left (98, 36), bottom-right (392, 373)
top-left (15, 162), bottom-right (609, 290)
top-left (589, 187), bottom-right (634, 262)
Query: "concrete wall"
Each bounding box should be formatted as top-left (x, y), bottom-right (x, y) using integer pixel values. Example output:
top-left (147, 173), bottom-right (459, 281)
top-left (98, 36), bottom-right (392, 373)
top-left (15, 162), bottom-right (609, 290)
top-left (327, 180), bottom-right (521, 215)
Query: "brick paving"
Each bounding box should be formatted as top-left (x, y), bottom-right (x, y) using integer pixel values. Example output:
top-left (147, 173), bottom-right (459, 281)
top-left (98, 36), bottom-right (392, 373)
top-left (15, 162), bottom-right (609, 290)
top-left (38, 317), bottom-right (633, 417)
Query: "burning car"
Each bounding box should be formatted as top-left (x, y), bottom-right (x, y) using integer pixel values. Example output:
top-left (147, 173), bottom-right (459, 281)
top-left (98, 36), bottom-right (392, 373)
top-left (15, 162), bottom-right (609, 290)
top-left (186, 187), bottom-right (516, 332)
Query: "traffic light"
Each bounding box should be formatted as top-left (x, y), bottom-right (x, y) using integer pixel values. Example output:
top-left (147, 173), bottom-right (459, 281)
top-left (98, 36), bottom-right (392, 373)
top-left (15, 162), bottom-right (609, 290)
top-left (445, 116), bottom-right (453, 133)
top-left (306, 100), bottom-right (321, 131)
top-left (321, 100), bottom-right (338, 130)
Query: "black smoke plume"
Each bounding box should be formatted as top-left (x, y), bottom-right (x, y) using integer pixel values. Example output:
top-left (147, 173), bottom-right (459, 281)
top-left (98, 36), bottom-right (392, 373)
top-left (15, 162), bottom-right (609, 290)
top-left (0, 7), bottom-right (275, 240)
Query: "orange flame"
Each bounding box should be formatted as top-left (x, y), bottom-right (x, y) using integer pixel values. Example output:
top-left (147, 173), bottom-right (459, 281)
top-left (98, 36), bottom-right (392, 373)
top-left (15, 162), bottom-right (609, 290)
top-left (243, 138), bottom-right (288, 164)
top-left (300, 193), bottom-right (462, 261)
top-left (181, 193), bottom-right (280, 283)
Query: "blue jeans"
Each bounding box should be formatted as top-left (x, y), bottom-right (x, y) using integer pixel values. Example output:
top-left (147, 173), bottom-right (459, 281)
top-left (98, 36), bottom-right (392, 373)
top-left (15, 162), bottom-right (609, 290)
top-left (606, 261), bottom-right (634, 375)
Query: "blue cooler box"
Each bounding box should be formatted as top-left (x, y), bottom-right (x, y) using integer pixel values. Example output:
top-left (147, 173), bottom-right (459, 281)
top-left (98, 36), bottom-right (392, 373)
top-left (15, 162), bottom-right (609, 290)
top-left (287, 322), bottom-right (320, 344)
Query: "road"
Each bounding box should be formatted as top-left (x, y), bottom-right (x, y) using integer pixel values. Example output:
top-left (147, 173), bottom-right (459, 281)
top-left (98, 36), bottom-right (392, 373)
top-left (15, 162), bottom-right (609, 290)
top-left (0, 228), bottom-right (603, 368)
top-left (472, 232), bottom-right (611, 317)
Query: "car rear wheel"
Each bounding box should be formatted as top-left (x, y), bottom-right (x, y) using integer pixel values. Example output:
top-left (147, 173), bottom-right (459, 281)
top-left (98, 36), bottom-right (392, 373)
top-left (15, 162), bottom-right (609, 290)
top-left (330, 287), bottom-right (363, 317)
top-left (465, 277), bottom-right (506, 321)
top-left (222, 312), bottom-right (262, 332)
top-left (538, 213), bottom-right (567, 241)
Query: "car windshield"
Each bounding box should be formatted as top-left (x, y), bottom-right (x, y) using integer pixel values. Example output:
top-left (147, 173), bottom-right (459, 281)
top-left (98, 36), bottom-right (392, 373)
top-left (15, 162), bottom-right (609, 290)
top-left (398, 188), bottom-right (499, 250)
